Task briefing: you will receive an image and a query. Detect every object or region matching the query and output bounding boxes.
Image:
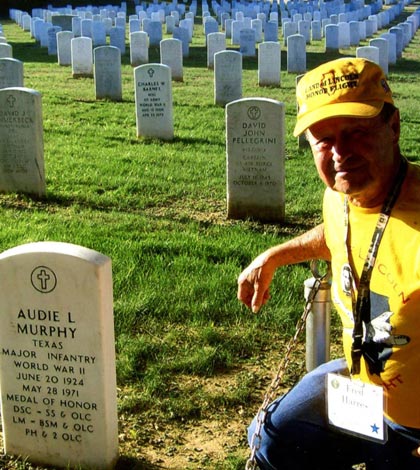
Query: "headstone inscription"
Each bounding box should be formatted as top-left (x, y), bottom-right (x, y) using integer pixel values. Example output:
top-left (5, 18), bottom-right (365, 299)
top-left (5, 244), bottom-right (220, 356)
top-left (134, 63), bottom-right (174, 140)
top-left (0, 241), bottom-right (119, 470)
top-left (0, 87), bottom-right (45, 197)
top-left (226, 97), bottom-right (285, 222)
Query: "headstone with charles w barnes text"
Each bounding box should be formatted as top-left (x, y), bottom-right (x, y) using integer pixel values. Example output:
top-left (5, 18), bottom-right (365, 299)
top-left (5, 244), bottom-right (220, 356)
top-left (134, 63), bottom-right (174, 140)
top-left (226, 98), bottom-right (285, 222)
top-left (0, 241), bottom-right (119, 470)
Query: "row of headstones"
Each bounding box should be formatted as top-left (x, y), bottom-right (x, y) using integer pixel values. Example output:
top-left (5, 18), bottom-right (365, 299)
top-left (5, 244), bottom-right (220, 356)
top-left (287, 3), bottom-right (420, 75)
top-left (3, 0), bottom-right (420, 194)
top-left (7, 7), bottom-right (284, 91)
top-left (3, 0), bottom-right (420, 204)
top-left (10, 0), bottom-right (392, 54)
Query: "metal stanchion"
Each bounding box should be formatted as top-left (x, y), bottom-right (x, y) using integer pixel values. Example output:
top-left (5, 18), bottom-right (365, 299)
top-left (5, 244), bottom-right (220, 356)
top-left (305, 261), bottom-right (332, 372)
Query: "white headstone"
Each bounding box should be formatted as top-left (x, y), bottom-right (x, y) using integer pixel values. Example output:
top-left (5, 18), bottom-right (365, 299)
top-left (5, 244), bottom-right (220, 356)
top-left (214, 50), bottom-right (242, 106)
top-left (148, 21), bottom-right (163, 46)
top-left (47, 26), bottom-right (62, 55)
top-left (258, 41), bottom-right (281, 87)
top-left (173, 26), bottom-right (190, 57)
top-left (369, 37), bottom-right (389, 75)
top-left (160, 38), bottom-right (183, 82)
top-left (356, 45), bottom-right (379, 65)
top-left (325, 23), bottom-right (339, 51)
top-left (71, 37), bottom-right (93, 77)
top-left (207, 32), bottom-right (226, 69)
top-left (0, 43), bottom-right (13, 59)
top-left (311, 20), bottom-right (322, 41)
top-left (0, 87), bottom-right (45, 196)
top-left (0, 58), bottom-right (24, 88)
top-left (72, 16), bottom-right (81, 37)
top-left (349, 21), bottom-right (360, 46)
top-left (134, 63), bottom-right (174, 140)
top-left (109, 27), bottom-right (125, 54)
top-left (239, 28), bottom-right (256, 57)
top-left (94, 46), bottom-right (122, 101)
top-left (57, 31), bottom-right (74, 66)
top-left (92, 21), bottom-right (106, 46)
top-left (264, 21), bottom-right (278, 42)
top-left (298, 20), bottom-right (311, 44)
top-left (381, 32), bottom-right (397, 65)
top-left (287, 34), bottom-right (306, 73)
top-left (130, 31), bottom-right (149, 67)
top-left (283, 21), bottom-right (297, 46)
top-left (81, 18), bottom-right (93, 38)
top-left (338, 21), bottom-right (350, 48)
top-left (226, 98), bottom-right (285, 222)
top-left (0, 241), bottom-right (118, 469)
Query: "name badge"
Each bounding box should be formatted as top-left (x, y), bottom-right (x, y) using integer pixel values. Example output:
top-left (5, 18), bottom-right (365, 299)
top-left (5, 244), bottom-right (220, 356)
top-left (327, 373), bottom-right (387, 443)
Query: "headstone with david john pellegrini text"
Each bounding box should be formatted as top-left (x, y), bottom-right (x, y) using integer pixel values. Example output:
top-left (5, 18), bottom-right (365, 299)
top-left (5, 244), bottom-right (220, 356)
top-left (0, 87), bottom-right (45, 197)
top-left (226, 97), bottom-right (285, 222)
top-left (0, 242), bottom-right (118, 470)
top-left (134, 63), bottom-right (174, 140)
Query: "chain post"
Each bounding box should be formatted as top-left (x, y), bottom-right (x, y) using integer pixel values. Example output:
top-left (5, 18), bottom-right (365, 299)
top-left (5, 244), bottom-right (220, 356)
top-left (245, 261), bottom-right (331, 470)
top-left (305, 260), bottom-right (332, 372)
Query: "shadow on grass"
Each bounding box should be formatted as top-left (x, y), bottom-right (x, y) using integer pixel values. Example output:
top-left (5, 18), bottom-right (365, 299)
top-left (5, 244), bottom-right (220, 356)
top-left (116, 455), bottom-right (165, 470)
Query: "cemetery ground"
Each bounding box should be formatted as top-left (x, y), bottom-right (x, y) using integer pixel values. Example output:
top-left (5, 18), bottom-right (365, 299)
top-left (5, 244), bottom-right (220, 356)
top-left (1, 5), bottom-right (420, 469)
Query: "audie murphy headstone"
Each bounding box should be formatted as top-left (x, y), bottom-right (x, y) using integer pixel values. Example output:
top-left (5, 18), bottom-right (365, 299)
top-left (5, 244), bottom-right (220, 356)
top-left (0, 87), bottom-right (45, 197)
top-left (226, 98), bottom-right (285, 222)
top-left (134, 63), bottom-right (174, 140)
top-left (0, 241), bottom-right (119, 470)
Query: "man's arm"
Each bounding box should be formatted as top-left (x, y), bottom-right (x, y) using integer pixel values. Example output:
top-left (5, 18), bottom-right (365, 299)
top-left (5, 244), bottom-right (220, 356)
top-left (237, 223), bottom-right (331, 313)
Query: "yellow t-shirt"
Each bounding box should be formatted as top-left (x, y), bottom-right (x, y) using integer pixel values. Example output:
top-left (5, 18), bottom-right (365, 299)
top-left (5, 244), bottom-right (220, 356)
top-left (323, 162), bottom-right (420, 428)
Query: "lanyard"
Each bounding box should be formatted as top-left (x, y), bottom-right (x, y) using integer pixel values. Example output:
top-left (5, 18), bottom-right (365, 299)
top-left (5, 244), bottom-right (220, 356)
top-left (344, 158), bottom-right (408, 375)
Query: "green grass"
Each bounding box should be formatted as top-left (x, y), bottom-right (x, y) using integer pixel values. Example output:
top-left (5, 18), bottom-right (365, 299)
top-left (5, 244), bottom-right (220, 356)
top-left (1, 3), bottom-right (420, 468)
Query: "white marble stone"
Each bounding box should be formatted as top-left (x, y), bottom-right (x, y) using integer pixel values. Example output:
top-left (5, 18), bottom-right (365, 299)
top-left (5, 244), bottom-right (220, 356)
top-left (0, 58), bottom-right (24, 88)
top-left (214, 50), bottom-right (242, 106)
top-left (287, 34), bottom-right (306, 73)
top-left (134, 63), bottom-right (174, 140)
top-left (130, 31), bottom-right (149, 67)
top-left (160, 38), bottom-right (183, 82)
top-left (57, 31), bottom-right (74, 66)
top-left (0, 241), bottom-right (118, 469)
top-left (0, 43), bottom-right (13, 59)
top-left (226, 97), bottom-right (285, 222)
top-left (258, 41), bottom-right (280, 87)
top-left (207, 32), bottom-right (225, 69)
top-left (0, 87), bottom-right (45, 196)
top-left (71, 37), bottom-right (93, 77)
top-left (94, 46), bottom-right (122, 101)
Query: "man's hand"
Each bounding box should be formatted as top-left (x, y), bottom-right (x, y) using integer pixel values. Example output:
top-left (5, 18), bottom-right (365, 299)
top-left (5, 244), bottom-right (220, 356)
top-left (237, 254), bottom-right (276, 313)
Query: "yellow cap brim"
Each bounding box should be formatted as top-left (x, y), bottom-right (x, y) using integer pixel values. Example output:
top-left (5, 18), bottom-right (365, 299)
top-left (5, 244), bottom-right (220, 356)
top-left (293, 100), bottom-right (385, 137)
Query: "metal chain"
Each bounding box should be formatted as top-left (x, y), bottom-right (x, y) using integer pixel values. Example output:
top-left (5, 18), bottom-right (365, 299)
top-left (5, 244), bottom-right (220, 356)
top-left (245, 269), bottom-right (327, 470)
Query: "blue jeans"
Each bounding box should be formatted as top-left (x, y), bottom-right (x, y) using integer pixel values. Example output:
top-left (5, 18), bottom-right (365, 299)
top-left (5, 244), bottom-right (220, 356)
top-left (248, 359), bottom-right (420, 469)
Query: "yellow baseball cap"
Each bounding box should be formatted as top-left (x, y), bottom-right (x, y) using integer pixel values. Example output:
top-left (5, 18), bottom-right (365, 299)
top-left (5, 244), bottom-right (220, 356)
top-left (293, 57), bottom-right (394, 137)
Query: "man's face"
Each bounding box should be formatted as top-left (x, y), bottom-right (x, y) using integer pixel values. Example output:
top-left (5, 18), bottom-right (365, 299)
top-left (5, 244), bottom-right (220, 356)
top-left (305, 110), bottom-right (401, 207)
